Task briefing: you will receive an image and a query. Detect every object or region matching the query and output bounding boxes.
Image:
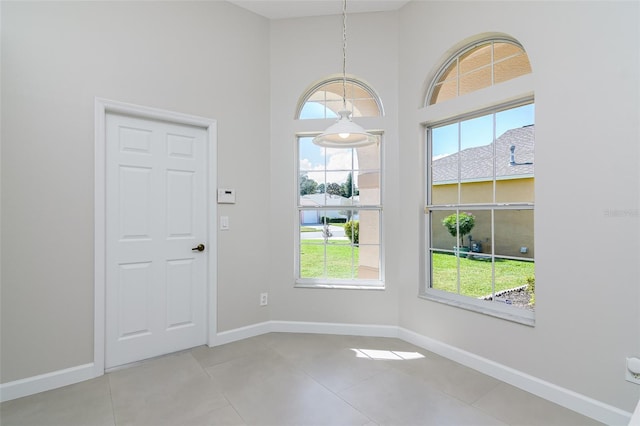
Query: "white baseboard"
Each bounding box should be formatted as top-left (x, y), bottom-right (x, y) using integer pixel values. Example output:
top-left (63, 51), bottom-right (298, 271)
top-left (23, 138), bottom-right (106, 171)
top-left (398, 327), bottom-right (632, 426)
top-left (0, 363), bottom-right (97, 403)
top-left (1, 321), bottom-right (633, 425)
top-left (269, 320), bottom-right (399, 338)
top-left (211, 321), bottom-right (273, 346)
top-left (213, 321), bottom-right (632, 425)
top-left (211, 320), bottom-right (398, 347)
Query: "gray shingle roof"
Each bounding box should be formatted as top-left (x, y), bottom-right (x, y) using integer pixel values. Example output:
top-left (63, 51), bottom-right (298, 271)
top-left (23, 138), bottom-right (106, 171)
top-left (432, 125), bottom-right (534, 183)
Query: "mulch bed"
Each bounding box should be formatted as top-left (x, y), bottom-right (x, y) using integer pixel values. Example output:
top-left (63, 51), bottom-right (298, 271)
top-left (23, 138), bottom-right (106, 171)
top-left (480, 285), bottom-right (534, 311)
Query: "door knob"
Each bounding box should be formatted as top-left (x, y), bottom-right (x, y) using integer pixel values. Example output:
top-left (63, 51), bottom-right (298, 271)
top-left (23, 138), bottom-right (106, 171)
top-left (192, 244), bottom-right (205, 252)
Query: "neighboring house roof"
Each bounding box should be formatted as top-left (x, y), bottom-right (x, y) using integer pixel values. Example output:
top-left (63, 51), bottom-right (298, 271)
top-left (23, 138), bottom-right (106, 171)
top-left (433, 125), bottom-right (534, 183)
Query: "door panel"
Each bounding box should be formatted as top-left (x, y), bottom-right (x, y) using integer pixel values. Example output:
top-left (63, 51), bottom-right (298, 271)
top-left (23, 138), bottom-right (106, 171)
top-left (118, 261), bottom-right (152, 338)
top-left (167, 170), bottom-right (195, 238)
top-left (166, 258), bottom-right (195, 328)
top-left (119, 166), bottom-right (152, 240)
top-left (106, 113), bottom-right (208, 369)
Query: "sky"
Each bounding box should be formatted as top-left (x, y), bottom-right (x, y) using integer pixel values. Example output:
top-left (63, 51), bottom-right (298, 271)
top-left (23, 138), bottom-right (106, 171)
top-left (432, 103), bottom-right (534, 159)
top-left (298, 102), bottom-right (534, 185)
top-left (299, 102), bottom-right (358, 186)
top-left (299, 137), bottom-right (358, 186)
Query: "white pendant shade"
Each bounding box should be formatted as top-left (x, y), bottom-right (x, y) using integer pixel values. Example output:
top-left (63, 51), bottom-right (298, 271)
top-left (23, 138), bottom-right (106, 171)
top-left (312, 110), bottom-right (377, 148)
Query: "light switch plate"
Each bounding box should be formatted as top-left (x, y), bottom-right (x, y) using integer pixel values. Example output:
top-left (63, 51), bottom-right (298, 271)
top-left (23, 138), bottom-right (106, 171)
top-left (220, 216), bottom-right (229, 230)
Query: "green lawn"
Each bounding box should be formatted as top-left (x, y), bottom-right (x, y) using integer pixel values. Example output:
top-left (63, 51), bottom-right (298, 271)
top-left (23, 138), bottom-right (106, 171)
top-left (300, 239), bottom-right (357, 279)
top-left (300, 226), bottom-right (318, 232)
top-left (300, 242), bottom-right (534, 297)
top-left (431, 252), bottom-right (534, 297)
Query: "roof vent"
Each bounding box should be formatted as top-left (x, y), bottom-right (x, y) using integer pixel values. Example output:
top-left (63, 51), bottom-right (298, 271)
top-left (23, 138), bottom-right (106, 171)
top-left (510, 145), bottom-right (533, 166)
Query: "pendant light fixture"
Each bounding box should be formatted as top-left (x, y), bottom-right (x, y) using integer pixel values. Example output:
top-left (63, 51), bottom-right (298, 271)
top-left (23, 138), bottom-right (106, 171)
top-left (312, 0), bottom-right (377, 148)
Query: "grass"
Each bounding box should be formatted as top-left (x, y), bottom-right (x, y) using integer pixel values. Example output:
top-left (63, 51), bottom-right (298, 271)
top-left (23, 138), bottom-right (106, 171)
top-left (299, 241), bottom-right (534, 297)
top-left (300, 226), bottom-right (318, 232)
top-left (300, 239), bottom-right (357, 279)
top-left (431, 252), bottom-right (534, 297)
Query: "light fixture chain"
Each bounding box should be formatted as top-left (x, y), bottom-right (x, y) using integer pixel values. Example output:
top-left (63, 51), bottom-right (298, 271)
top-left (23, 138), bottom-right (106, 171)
top-left (342, 0), bottom-right (347, 111)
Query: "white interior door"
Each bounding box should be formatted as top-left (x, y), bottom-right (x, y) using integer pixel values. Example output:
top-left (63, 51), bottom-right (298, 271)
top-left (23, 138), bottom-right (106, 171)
top-left (105, 112), bottom-right (208, 369)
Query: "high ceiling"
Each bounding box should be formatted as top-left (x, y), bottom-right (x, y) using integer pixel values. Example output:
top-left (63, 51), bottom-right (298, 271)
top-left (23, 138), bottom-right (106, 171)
top-left (227, 0), bottom-right (410, 20)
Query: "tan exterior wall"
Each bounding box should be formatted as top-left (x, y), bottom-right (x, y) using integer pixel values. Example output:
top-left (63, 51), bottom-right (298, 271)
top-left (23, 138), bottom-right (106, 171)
top-left (431, 178), bottom-right (534, 258)
top-left (356, 144), bottom-right (381, 279)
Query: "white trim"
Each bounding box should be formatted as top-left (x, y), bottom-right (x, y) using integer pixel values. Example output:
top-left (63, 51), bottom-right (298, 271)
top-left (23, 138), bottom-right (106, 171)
top-left (630, 398), bottom-right (640, 426)
top-left (213, 321), bottom-right (630, 425)
top-left (419, 292), bottom-right (535, 327)
top-left (0, 363), bottom-right (95, 403)
top-left (418, 74), bottom-right (534, 126)
top-left (396, 328), bottom-right (632, 426)
top-left (2, 320), bottom-right (632, 425)
top-left (212, 320), bottom-right (397, 347)
top-left (212, 321), bottom-right (273, 346)
top-left (270, 320), bottom-right (398, 338)
top-left (93, 98), bottom-right (217, 375)
top-left (94, 100), bottom-right (107, 377)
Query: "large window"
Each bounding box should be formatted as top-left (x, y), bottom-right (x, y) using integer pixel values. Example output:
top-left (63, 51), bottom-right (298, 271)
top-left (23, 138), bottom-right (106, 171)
top-left (424, 37), bottom-right (534, 324)
top-left (296, 77), bottom-right (383, 288)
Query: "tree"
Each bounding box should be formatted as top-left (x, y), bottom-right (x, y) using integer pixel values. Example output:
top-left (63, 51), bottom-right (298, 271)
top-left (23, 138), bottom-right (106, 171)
top-left (326, 182), bottom-right (342, 196)
top-left (341, 172), bottom-right (357, 198)
top-left (299, 174), bottom-right (318, 195)
top-left (317, 183), bottom-right (325, 193)
top-left (442, 212), bottom-right (475, 248)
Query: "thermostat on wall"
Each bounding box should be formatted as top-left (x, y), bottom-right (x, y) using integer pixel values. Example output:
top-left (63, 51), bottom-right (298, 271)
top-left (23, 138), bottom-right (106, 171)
top-left (217, 188), bottom-right (236, 204)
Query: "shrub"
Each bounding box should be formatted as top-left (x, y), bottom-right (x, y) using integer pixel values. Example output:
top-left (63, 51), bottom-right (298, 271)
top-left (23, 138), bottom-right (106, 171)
top-left (526, 276), bottom-right (535, 305)
top-left (319, 216), bottom-right (347, 224)
top-left (526, 276), bottom-right (535, 293)
top-left (344, 220), bottom-right (359, 244)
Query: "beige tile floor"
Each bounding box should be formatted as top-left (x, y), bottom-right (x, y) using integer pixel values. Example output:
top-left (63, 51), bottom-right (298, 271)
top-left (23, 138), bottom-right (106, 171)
top-left (0, 333), bottom-right (602, 426)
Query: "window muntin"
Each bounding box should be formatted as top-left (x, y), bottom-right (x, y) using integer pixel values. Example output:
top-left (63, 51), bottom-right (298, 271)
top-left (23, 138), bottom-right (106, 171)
top-left (426, 103), bottom-right (535, 319)
top-left (296, 76), bottom-right (384, 288)
top-left (428, 40), bottom-right (532, 105)
top-left (297, 136), bottom-right (382, 286)
top-left (297, 78), bottom-right (382, 119)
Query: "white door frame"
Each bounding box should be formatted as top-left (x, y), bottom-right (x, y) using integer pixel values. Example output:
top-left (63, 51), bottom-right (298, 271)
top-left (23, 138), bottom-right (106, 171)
top-left (94, 98), bottom-right (217, 376)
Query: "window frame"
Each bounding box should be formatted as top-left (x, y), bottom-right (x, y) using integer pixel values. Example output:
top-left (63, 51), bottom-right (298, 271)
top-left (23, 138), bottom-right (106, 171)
top-left (422, 99), bottom-right (535, 326)
top-left (294, 132), bottom-right (385, 290)
top-left (296, 76), bottom-right (384, 120)
top-left (294, 76), bottom-right (385, 290)
top-left (426, 37), bottom-right (532, 106)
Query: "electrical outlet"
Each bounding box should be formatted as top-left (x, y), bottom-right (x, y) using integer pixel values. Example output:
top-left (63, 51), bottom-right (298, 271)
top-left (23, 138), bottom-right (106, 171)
top-left (260, 292), bottom-right (268, 306)
top-left (626, 358), bottom-right (640, 384)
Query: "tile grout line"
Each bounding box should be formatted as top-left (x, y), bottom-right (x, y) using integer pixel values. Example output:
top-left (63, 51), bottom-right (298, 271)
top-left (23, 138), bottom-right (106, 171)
top-left (295, 354), bottom-right (385, 425)
top-left (106, 374), bottom-right (118, 426)
top-left (187, 350), bottom-right (250, 425)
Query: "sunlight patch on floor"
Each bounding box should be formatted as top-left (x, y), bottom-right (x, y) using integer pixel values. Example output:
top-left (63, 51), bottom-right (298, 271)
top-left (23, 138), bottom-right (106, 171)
top-left (350, 348), bottom-right (425, 361)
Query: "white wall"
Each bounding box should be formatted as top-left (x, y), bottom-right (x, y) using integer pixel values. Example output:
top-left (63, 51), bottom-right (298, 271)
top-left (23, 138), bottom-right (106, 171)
top-left (0, 1), bottom-right (271, 383)
top-left (396, 0), bottom-right (640, 412)
top-left (2, 0), bottom-right (639, 417)
top-left (269, 11), bottom-right (401, 326)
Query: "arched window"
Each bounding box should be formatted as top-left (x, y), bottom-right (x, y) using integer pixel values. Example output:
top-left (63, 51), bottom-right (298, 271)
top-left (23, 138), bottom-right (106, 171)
top-left (428, 39), bottom-right (532, 105)
top-left (297, 77), bottom-right (383, 119)
top-left (295, 77), bottom-right (384, 288)
top-left (423, 36), bottom-right (535, 324)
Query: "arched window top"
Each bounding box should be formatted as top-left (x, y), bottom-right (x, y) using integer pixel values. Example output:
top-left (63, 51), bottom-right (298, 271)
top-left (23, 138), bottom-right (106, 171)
top-left (296, 76), bottom-right (383, 120)
top-left (427, 38), bottom-right (532, 106)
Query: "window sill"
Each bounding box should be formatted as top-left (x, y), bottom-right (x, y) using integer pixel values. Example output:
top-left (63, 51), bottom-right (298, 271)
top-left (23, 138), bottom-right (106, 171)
top-left (295, 279), bottom-right (385, 290)
top-left (419, 291), bottom-right (535, 327)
